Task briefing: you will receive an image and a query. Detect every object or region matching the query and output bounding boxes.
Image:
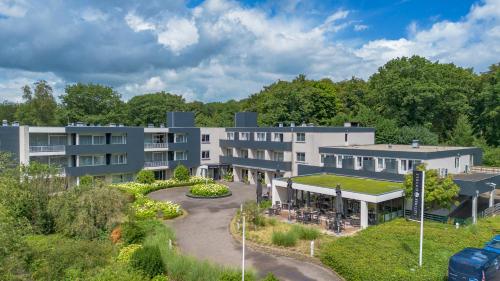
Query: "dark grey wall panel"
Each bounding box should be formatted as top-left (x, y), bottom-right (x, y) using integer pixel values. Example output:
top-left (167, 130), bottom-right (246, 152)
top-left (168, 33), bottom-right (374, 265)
top-left (167, 112), bottom-right (195, 127)
top-left (234, 112), bottom-right (258, 127)
top-left (220, 156), bottom-right (291, 171)
top-left (0, 127), bottom-right (20, 163)
top-left (319, 147), bottom-right (483, 161)
top-left (219, 139), bottom-right (292, 151)
top-left (168, 127), bottom-right (200, 169)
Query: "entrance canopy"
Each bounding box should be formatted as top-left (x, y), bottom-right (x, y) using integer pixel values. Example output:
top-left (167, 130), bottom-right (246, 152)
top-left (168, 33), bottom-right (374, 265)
top-left (272, 174), bottom-right (404, 204)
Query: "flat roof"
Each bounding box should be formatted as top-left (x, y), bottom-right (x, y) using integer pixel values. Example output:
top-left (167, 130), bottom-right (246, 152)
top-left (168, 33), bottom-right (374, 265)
top-left (322, 144), bottom-right (472, 153)
top-left (292, 174), bottom-right (403, 195)
top-left (453, 173), bottom-right (499, 182)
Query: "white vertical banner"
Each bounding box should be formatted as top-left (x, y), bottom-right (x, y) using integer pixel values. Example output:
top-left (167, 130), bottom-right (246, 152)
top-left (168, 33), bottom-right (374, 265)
top-left (242, 216), bottom-right (246, 281)
top-left (419, 171), bottom-right (425, 267)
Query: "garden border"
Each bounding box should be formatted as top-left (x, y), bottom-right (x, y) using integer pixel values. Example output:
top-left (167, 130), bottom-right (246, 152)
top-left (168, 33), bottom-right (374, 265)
top-left (186, 191), bottom-right (233, 199)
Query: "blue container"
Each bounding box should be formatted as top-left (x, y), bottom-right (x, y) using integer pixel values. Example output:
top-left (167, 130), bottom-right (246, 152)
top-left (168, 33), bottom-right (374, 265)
top-left (448, 248), bottom-right (500, 281)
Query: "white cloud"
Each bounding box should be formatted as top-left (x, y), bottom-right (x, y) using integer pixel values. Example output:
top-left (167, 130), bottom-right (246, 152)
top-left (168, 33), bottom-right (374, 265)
top-left (81, 7), bottom-right (107, 22)
top-left (125, 12), bottom-right (156, 32)
top-left (0, 0), bottom-right (28, 17)
top-left (354, 24), bottom-right (368, 31)
top-left (157, 17), bottom-right (199, 53)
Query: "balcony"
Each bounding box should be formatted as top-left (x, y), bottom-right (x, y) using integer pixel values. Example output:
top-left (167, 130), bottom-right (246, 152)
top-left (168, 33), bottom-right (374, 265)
top-left (219, 139), bottom-right (292, 151)
top-left (220, 156), bottom-right (291, 171)
top-left (144, 143), bottom-right (168, 150)
top-left (29, 145), bottom-right (65, 154)
top-left (144, 161), bottom-right (169, 169)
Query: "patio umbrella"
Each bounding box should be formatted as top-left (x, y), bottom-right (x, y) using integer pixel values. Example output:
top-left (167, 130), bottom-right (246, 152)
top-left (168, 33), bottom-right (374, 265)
top-left (256, 174), bottom-right (262, 204)
top-left (307, 191), bottom-right (311, 208)
top-left (286, 178), bottom-right (293, 204)
top-left (335, 184), bottom-right (343, 216)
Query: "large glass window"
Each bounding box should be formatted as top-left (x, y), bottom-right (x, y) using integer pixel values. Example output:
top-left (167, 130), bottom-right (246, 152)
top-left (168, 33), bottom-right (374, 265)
top-left (401, 160), bottom-right (408, 171)
top-left (79, 135), bottom-right (92, 145)
top-left (226, 132), bottom-right (234, 140)
top-left (455, 157), bottom-right (460, 168)
top-left (377, 158), bottom-right (384, 169)
top-left (296, 132), bottom-right (305, 142)
top-left (296, 152), bottom-right (305, 162)
top-left (175, 134), bottom-right (187, 143)
top-left (94, 155), bottom-right (105, 165)
top-left (272, 151), bottom-right (284, 161)
top-left (240, 149), bottom-right (249, 158)
top-left (255, 132), bottom-right (267, 141)
top-left (255, 150), bottom-right (265, 159)
top-left (79, 155), bottom-right (93, 166)
top-left (93, 135), bottom-right (105, 145)
top-left (175, 151), bottom-right (187, 160)
top-left (111, 134), bottom-right (127, 144)
top-left (225, 148), bottom-right (233, 157)
top-left (152, 134), bottom-right (165, 143)
top-left (49, 135), bottom-right (67, 145)
top-left (111, 153), bottom-right (127, 165)
top-left (239, 132), bottom-right (250, 141)
top-left (272, 133), bottom-right (284, 142)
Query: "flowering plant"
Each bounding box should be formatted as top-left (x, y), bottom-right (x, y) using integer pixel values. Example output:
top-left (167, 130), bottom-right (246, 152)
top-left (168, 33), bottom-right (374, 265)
top-left (132, 194), bottom-right (182, 219)
top-left (189, 183), bottom-right (230, 197)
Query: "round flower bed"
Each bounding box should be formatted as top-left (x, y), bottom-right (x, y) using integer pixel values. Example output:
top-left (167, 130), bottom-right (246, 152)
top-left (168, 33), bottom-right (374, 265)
top-left (187, 183), bottom-right (231, 198)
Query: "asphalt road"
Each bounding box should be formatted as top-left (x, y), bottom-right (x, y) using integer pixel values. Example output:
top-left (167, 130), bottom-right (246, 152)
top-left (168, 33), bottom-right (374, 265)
top-left (148, 181), bottom-right (340, 281)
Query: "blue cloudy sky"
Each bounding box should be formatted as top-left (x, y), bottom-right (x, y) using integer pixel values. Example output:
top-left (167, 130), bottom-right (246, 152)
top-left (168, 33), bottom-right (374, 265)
top-left (0, 0), bottom-right (499, 102)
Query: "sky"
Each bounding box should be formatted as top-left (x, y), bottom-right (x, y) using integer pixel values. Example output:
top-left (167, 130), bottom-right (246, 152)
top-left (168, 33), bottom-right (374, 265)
top-left (0, 0), bottom-right (499, 103)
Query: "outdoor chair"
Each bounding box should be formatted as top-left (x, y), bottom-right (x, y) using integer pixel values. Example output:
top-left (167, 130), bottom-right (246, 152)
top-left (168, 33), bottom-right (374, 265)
top-left (311, 212), bottom-right (320, 224)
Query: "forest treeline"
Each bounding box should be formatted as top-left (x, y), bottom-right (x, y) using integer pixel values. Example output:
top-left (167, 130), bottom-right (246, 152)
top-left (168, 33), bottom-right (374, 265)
top-left (1, 56), bottom-right (498, 165)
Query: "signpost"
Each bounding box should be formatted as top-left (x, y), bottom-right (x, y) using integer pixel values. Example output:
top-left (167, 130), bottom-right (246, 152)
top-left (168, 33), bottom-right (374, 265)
top-left (411, 170), bottom-right (425, 267)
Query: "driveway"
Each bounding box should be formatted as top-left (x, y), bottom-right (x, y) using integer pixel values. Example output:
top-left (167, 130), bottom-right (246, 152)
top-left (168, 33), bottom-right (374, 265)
top-left (149, 181), bottom-right (340, 281)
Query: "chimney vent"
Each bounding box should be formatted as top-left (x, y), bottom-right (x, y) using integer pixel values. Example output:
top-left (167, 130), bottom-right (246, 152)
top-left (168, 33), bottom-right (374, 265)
top-left (118, 124), bottom-right (124, 127)
top-left (147, 123), bottom-right (154, 128)
top-left (278, 122), bottom-right (283, 127)
top-left (2, 120), bottom-right (8, 127)
top-left (12, 121), bottom-right (19, 127)
top-left (109, 123), bottom-right (116, 127)
top-left (412, 140), bottom-right (420, 149)
top-left (76, 122), bottom-right (84, 127)
top-left (290, 122), bottom-right (295, 127)
top-left (344, 122), bottom-right (351, 127)
top-left (301, 122), bottom-right (307, 127)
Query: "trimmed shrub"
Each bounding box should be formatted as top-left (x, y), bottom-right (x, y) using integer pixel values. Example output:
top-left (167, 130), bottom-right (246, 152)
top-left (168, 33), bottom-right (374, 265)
top-left (189, 183), bottom-right (230, 197)
top-left (117, 244), bottom-right (142, 264)
top-left (173, 164), bottom-right (190, 182)
top-left (130, 245), bottom-right (164, 278)
top-left (121, 221), bottom-right (146, 244)
top-left (80, 175), bottom-right (94, 186)
top-left (290, 225), bottom-right (320, 240)
top-left (271, 231), bottom-right (297, 247)
top-left (136, 170), bottom-right (155, 184)
top-left (262, 273), bottom-right (280, 281)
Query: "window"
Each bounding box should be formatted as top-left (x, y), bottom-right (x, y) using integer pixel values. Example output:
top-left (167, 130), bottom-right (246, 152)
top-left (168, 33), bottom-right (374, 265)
top-left (337, 155), bottom-right (343, 167)
top-left (225, 148), bottom-right (233, 157)
top-left (152, 152), bottom-right (165, 162)
top-left (239, 132), bottom-right (250, 141)
top-left (175, 134), bottom-right (187, 143)
top-left (255, 150), bottom-right (265, 159)
top-left (320, 154), bottom-right (326, 164)
top-left (357, 156), bottom-right (363, 168)
top-left (111, 153), bottom-right (127, 165)
top-left (272, 133), bottom-right (284, 142)
top-left (49, 135), bottom-right (67, 145)
top-left (272, 151), bottom-right (284, 161)
top-left (93, 135), bottom-right (105, 145)
top-left (79, 135), bottom-right (92, 145)
top-left (255, 132), bottom-right (267, 141)
top-left (240, 149), bottom-right (249, 158)
top-left (344, 133), bottom-right (348, 142)
top-left (49, 156), bottom-right (67, 168)
top-left (112, 173), bottom-right (134, 184)
top-left (152, 134), bottom-right (165, 143)
top-left (377, 158), bottom-right (384, 169)
top-left (201, 134), bottom-right (210, 143)
top-left (175, 151), bottom-right (187, 160)
top-left (201, 150), bottom-right (210, 159)
top-left (455, 157), bottom-right (460, 168)
top-left (401, 160), bottom-right (408, 171)
top-left (227, 132), bottom-right (235, 140)
top-left (296, 152), bottom-right (305, 162)
top-left (79, 155), bottom-right (105, 166)
top-left (408, 160), bottom-right (414, 171)
top-left (111, 134), bottom-right (127, 144)
top-left (296, 132), bottom-right (305, 142)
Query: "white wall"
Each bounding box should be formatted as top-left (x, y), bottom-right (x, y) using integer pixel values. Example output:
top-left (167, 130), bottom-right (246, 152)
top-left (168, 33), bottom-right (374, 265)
top-left (200, 128), bottom-right (225, 165)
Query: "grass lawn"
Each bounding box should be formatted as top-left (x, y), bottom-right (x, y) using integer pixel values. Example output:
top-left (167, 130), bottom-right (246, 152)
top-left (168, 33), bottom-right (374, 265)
top-left (293, 174), bottom-right (403, 195)
top-left (319, 217), bottom-right (500, 281)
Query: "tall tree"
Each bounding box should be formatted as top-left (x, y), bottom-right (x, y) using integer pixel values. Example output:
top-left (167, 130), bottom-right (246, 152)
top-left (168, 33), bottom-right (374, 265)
top-left (449, 114), bottom-right (475, 146)
top-left (126, 92), bottom-right (187, 126)
top-left (472, 63), bottom-right (500, 146)
top-left (15, 80), bottom-right (58, 125)
top-left (60, 83), bottom-right (126, 125)
top-left (0, 101), bottom-right (18, 122)
top-left (367, 56), bottom-right (479, 141)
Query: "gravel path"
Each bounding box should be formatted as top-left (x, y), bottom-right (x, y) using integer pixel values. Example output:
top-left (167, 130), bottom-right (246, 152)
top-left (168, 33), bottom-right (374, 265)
top-left (148, 182), bottom-right (341, 281)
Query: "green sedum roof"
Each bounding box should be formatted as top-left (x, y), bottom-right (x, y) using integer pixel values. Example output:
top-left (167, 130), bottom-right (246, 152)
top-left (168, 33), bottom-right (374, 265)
top-left (292, 174), bottom-right (403, 195)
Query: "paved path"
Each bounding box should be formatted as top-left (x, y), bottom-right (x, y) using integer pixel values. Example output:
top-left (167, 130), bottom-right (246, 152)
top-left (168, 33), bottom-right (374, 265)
top-left (149, 182), bottom-right (340, 281)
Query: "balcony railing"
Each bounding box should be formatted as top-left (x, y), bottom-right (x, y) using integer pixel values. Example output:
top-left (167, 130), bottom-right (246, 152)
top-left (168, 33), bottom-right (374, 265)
top-left (144, 143), bottom-right (168, 149)
top-left (144, 161), bottom-right (169, 168)
top-left (29, 145), bottom-right (65, 153)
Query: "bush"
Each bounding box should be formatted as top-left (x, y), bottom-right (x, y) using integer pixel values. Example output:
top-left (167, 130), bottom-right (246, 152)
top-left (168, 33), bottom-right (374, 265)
top-left (132, 195), bottom-right (182, 220)
top-left (121, 221), bottom-right (146, 244)
top-left (259, 200), bottom-right (272, 209)
top-left (189, 183), bottom-right (230, 197)
top-left (261, 273), bottom-right (280, 281)
top-left (266, 217), bottom-right (278, 226)
top-left (271, 231), bottom-right (297, 247)
top-left (240, 201), bottom-right (266, 227)
top-left (130, 245), bottom-right (164, 278)
top-left (87, 263), bottom-right (148, 281)
top-left (290, 225), bottom-right (320, 240)
top-left (219, 270), bottom-right (255, 281)
top-left (173, 164), bottom-right (190, 182)
top-left (117, 244), bottom-right (142, 264)
top-left (136, 170), bottom-right (155, 184)
top-left (80, 175), bottom-right (94, 187)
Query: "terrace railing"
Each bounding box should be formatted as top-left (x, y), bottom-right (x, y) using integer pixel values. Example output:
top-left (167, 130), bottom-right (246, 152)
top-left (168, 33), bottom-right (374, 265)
top-left (144, 161), bottom-right (169, 168)
top-left (144, 143), bottom-right (168, 149)
top-left (29, 145), bottom-right (65, 153)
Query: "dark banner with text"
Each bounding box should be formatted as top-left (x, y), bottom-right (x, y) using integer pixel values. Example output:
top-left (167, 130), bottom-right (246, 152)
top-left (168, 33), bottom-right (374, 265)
top-left (411, 170), bottom-right (424, 221)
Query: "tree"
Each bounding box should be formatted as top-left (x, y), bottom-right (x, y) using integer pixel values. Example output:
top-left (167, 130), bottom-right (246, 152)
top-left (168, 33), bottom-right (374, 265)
top-left (60, 83), bottom-right (126, 125)
top-left (450, 114), bottom-right (475, 146)
top-left (48, 185), bottom-right (127, 239)
top-left (368, 56), bottom-right (478, 141)
top-left (403, 165), bottom-right (460, 210)
top-left (136, 170), bottom-right (155, 184)
top-left (173, 164), bottom-right (189, 182)
top-left (126, 92), bottom-right (187, 126)
top-left (0, 101), bottom-right (18, 122)
top-left (15, 80), bottom-right (59, 125)
top-left (0, 204), bottom-right (29, 281)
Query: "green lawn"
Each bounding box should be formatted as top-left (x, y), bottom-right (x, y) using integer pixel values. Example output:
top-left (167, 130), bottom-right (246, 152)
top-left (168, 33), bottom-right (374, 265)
top-left (292, 174), bottom-right (403, 195)
top-left (319, 217), bottom-right (500, 281)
